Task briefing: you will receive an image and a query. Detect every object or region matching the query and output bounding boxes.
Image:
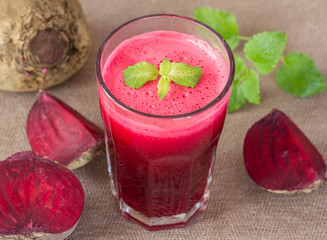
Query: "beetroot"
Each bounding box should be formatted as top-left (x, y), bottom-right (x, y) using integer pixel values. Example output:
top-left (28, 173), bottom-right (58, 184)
top-left (27, 91), bottom-right (105, 169)
top-left (0, 151), bottom-right (84, 239)
top-left (243, 109), bottom-right (326, 193)
top-left (0, 0), bottom-right (91, 92)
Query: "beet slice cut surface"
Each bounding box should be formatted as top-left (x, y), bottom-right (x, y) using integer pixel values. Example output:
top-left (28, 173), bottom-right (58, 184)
top-left (0, 151), bottom-right (84, 239)
top-left (27, 90), bottom-right (105, 169)
top-left (243, 109), bottom-right (326, 193)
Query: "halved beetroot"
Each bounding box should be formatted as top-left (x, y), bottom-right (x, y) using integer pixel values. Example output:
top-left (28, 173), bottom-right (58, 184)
top-left (0, 151), bottom-right (84, 239)
top-left (27, 90), bottom-right (105, 169)
top-left (243, 109), bottom-right (326, 193)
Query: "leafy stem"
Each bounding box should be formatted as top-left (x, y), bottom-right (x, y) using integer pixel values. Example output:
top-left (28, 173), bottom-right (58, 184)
top-left (238, 36), bottom-right (251, 41)
top-left (194, 7), bottom-right (325, 112)
top-left (280, 55), bottom-right (287, 65)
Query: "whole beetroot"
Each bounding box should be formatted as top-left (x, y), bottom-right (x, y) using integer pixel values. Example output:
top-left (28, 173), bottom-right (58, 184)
top-left (0, 0), bottom-right (91, 92)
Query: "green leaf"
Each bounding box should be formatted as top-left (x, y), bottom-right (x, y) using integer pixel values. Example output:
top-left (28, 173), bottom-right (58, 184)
top-left (228, 79), bottom-right (246, 112)
top-left (160, 58), bottom-right (203, 88)
top-left (157, 76), bottom-right (171, 99)
top-left (228, 55), bottom-right (261, 112)
top-left (123, 58), bottom-right (202, 100)
top-left (244, 31), bottom-right (287, 75)
top-left (276, 52), bottom-right (326, 97)
top-left (228, 55), bottom-right (246, 112)
top-left (242, 69), bottom-right (261, 104)
top-left (234, 55), bottom-right (246, 80)
top-left (123, 61), bottom-right (159, 89)
top-left (159, 58), bottom-right (172, 76)
top-left (194, 7), bottom-right (239, 50)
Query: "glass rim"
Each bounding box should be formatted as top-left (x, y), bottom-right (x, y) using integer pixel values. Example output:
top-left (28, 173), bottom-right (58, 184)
top-left (96, 14), bottom-right (235, 119)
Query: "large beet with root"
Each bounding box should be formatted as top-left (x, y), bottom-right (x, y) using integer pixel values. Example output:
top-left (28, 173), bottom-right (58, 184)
top-left (0, 0), bottom-right (91, 92)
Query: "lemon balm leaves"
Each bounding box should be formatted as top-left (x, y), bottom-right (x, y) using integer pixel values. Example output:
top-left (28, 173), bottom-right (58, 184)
top-left (193, 7), bottom-right (274, 112)
top-left (123, 61), bottom-right (159, 89)
top-left (234, 55), bottom-right (246, 79)
top-left (194, 7), bottom-right (239, 50)
top-left (123, 58), bottom-right (203, 99)
top-left (244, 31), bottom-right (287, 75)
top-left (194, 7), bottom-right (325, 112)
top-left (242, 69), bottom-right (260, 105)
top-left (228, 82), bottom-right (246, 112)
top-left (228, 56), bottom-right (260, 112)
top-left (228, 56), bottom-right (248, 112)
top-left (276, 52), bottom-right (326, 97)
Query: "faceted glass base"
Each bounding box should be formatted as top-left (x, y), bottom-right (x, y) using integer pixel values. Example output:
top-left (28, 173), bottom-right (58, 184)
top-left (119, 186), bottom-right (210, 231)
top-left (117, 155), bottom-right (214, 230)
top-left (105, 137), bottom-right (215, 230)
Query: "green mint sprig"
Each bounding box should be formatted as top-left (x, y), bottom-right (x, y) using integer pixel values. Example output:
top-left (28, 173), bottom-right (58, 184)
top-left (194, 7), bottom-right (326, 112)
top-left (123, 61), bottom-right (159, 89)
top-left (123, 58), bottom-right (203, 99)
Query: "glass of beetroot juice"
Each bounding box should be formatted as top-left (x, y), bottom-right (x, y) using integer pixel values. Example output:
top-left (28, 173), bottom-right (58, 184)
top-left (96, 14), bottom-right (234, 230)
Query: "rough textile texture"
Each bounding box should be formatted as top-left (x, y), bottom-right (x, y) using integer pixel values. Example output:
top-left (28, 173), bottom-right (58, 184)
top-left (0, 0), bottom-right (326, 239)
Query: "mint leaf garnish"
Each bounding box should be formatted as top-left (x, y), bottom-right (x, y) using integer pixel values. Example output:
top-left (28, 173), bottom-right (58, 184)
top-left (244, 31), bottom-right (287, 75)
top-left (123, 61), bottom-right (159, 89)
top-left (228, 55), bottom-right (260, 112)
top-left (158, 76), bottom-right (170, 99)
top-left (158, 58), bottom-right (171, 76)
top-left (160, 58), bottom-right (202, 88)
top-left (123, 58), bottom-right (203, 99)
top-left (194, 7), bottom-right (239, 50)
top-left (276, 52), bottom-right (326, 97)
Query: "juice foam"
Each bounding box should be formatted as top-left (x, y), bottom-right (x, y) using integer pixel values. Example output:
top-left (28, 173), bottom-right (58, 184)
top-left (103, 31), bottom-right (228, 115)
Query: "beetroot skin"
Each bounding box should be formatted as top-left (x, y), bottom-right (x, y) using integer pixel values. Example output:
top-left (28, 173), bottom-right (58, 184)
top-left (27, 91), bottom-right (105, 169)
top-left (243, 109), bottom-right (326, 193)
top-left (0, 151), bottom-right (84, 239)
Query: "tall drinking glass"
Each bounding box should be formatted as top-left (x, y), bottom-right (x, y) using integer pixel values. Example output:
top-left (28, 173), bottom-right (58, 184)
top-left (96, 14), bottom-right (234, 230)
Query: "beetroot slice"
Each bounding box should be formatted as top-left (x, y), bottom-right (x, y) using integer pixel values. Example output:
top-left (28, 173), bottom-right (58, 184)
top-left (243, 109), bottom-right (326, 193)
top-left (27, 90), bottom-right (105, 169)
top-left (0, 151), bottom-right (84, 238)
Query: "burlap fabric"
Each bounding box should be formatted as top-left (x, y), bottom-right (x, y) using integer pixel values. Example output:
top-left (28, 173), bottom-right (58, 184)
top-left (0, 0), bottom-right (326, 239)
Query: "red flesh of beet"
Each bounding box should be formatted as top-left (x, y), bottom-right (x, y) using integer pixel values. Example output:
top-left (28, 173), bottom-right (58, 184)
top-left (0, 151), bottom-right (84, 238)
top-left (27, 91), bottom-right (104, 169)
top-left (243, 109), bottom-right (326, 193)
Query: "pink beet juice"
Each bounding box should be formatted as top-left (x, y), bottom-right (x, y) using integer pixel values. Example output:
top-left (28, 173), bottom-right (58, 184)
top-left (96, 15), bottom-right (234, 230)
